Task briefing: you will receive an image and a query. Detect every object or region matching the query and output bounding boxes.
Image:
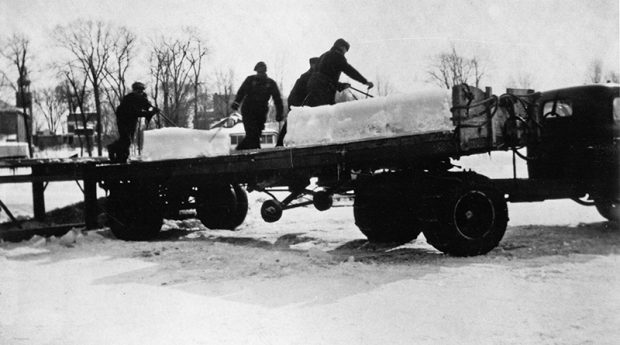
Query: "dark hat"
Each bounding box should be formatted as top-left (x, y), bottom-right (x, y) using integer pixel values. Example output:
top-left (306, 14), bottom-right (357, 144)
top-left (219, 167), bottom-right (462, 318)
top-left (254, 61), bottom-right (267, 72)
top-left (333, 38), bottom-right (350, 51)
top-left (309, 57), bottom-right (320, 65)
top-left (132, 81), bottom-right (146, 91)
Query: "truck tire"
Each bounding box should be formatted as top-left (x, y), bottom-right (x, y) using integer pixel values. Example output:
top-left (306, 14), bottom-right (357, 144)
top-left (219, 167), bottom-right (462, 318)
top-left (595, 199), bottom-right (620, 222)
top-left (423, 178), bottom-right (508, 256)
top-left (196, 184), bottom-right (247, 230)
top-left (106, 183), bottom-right (164, 241)
top-left (353, 174), bottom-right (423, 244)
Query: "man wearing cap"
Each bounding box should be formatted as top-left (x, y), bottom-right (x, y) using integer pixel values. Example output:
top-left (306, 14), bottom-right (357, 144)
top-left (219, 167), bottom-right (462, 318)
top-left (231, 61), bottom-right (283, 150)
top-left (276, 56), bottom-right (319, 146)
top-left (306, 38), bottom-right (374, 107)
top-left (107, 81), bottom-right (159, 162)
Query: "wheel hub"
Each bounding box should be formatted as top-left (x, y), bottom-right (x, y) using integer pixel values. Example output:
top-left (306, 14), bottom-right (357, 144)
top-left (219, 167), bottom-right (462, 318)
top-left (453, 191), bottom-right (495, 240)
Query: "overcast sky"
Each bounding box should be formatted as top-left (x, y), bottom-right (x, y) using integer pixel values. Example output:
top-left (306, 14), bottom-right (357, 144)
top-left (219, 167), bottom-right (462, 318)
top-left (1, 0), bottom-right (618, 94)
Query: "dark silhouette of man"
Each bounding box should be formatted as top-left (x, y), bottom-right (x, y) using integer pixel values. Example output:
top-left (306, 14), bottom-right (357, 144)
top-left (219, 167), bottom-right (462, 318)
top-left (306, 38), bottom-right (374, 107)
top-left (276, 57), bottom-right (319, 146)
top-left (232, 61), bottom-right (283, 150)
top-left (107, 82), bottom-right (158, 162)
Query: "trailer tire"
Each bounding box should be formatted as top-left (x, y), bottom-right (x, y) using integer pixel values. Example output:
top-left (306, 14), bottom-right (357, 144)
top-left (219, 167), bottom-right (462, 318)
top-left (353, 174), bottom-right (423, 244)
top-left (423, 180), bottom-right (508, 256)
top-left (595, 199), bottom-right (620, 223)
top-left (106, 184), bottom-right (164, 241)
top-left (196, 184), bottom-right (247, 230)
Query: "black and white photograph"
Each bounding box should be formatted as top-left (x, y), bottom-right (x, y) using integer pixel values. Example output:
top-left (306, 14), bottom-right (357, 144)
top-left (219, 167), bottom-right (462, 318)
top-left (1, 0), bottom-right (619, 344)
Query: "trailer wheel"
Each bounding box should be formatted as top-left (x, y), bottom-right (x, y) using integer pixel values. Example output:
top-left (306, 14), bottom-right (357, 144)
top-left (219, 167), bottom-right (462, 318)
top-left (353, 175), bottom-right (423, 244)
top-left (594, 199), bottom-right (620, 222)
top-left (261, 199), bottom-right (283, 223)
top-left (106, 184), bottom-right (164, 241)
top-left (196, 184), bottom-right (247, 230)
top-left (423, 181), bottom-right (508, 256)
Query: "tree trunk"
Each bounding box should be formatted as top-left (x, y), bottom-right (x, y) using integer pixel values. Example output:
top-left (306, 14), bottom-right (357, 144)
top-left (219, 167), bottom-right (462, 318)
top-left (93, 80), bottom-right (103, 156)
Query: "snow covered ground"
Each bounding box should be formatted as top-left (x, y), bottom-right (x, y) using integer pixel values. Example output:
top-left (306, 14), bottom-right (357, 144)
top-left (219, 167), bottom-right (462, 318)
top-left (1, 149), bottom-right (618, 344)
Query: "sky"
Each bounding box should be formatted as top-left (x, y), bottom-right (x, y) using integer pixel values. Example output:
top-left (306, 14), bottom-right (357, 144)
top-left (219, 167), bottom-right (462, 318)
top-left (0, 0), bottom-right (618, 95)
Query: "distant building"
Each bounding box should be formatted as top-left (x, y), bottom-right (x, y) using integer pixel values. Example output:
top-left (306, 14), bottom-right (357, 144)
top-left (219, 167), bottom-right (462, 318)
top-left (0, 99), bottom-right (27, 142)
top-left (66, 112), bottom-right (97, 135)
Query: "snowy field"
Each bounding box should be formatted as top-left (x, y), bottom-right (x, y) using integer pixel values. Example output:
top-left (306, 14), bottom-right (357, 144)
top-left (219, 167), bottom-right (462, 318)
top-left (1, 149), bottom-right (618, 344)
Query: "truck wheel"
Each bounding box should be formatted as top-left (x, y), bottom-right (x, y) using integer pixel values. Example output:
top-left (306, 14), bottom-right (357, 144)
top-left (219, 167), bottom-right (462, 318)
top-left (196, 184), bottom-right (247, 230)
top-left (106, 184), bottom-right (164, 241)
top-left (595, 199), bottom-right (620, 222)
top-left (353, 175), bottom-right (423, 244)
top-left (424, 181), bottom-right (508, 256)
top-left (231, 184), bottom-right (249, 227)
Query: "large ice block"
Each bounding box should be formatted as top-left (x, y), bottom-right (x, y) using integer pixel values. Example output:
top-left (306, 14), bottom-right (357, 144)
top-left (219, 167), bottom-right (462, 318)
top-left (140, 127), bottom-right (231, 161)
top-left (0, 142), bottom-right (29, 158)
top-left (284, 88), bottom-right (453, 146)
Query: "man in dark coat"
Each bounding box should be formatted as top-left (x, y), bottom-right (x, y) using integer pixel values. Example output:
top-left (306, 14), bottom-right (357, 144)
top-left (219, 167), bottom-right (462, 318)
top-left (305, 38), bottom-right (374, 107)
top-left (107, 81), bottom-right (159, 162)
top-left (232, 61), bottom-right (283, 150)
top-left (276, 56), bottom-right (319, 146)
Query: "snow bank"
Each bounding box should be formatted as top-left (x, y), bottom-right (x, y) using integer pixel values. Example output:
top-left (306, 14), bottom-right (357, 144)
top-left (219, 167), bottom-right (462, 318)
top-left (284, 89), bottom-right (453, 146)
top-left (140, 127), bottom-right (230, 161)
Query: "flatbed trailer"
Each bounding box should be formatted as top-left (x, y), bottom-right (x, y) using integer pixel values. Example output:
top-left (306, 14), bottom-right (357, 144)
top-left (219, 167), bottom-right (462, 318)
top-left (1, 83), bottom-right (618, 256)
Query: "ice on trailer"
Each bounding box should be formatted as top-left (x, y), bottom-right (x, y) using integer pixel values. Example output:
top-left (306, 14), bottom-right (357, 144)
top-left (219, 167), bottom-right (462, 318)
top-left (140, 88), bottom-right (454, 160)
top-left (284, 88), bottom-right (453, 146)
top-left (0, 142), bottom-right (29, 158)
top-left (140, 127), bottom-right (230, 161)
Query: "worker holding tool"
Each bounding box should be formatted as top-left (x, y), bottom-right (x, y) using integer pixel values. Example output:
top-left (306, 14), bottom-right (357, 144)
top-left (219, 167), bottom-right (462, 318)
top-left (305, 38), bottom-right (374, 107)
top-left (231, 61), bottom-right (283, 150)
top-left (276, 56), bottom-right (320, 146)
top-left (107, 81), bottom-right (159, 163)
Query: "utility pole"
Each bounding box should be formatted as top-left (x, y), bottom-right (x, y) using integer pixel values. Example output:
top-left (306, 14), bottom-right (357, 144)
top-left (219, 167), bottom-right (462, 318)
top-left (16, 70), bottom-right (33, 157)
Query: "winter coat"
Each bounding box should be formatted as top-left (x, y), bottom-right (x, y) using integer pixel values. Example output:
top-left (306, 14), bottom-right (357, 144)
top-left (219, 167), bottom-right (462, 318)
top-left (305, 47), bottom-right (368, 106)
top-left (233, 74), bottom-right (283, 123)
top-left (287, 69), bottom-right (313, 108)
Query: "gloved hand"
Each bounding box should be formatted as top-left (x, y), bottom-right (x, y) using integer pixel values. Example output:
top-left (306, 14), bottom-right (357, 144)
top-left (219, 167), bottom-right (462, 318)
top-left (152, 107), bottom-right (160, 114)
top-left (231, 102), bottom-right (240, 111)
top-left (276, 113), bottom-right (284, 122)
top-left (365, 81), bottom-right (374, 89)
top-left (337, 83), bottom-right (351, 92)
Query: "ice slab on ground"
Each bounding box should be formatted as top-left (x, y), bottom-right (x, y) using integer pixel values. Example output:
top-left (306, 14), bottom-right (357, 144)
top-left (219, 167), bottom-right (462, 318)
top-left (140, 127), bottom-right (230, 161)
top-left (284, 88), bottom-right (453, 146)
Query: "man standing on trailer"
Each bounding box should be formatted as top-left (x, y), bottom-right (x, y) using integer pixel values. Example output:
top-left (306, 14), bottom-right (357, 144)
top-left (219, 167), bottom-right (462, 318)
top-left (232, 61), bottom-right (283, 150)
top-left (276, 56), bottom-right (320, 146)
top-left (107, 81), bottom-right (159, 163)
top-left (305, 38), bottom-right (374, 107)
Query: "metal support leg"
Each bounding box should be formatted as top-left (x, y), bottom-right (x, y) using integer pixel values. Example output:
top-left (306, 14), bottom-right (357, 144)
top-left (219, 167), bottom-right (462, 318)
top-left (84, 164), bottom-right (98, 230)
top-left (32, 167), bottom-right (46, 221)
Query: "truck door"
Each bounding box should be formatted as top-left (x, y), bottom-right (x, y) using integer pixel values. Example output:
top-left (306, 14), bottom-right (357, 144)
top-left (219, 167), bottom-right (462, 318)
top-left (527, 97), bottom-right (577, 179)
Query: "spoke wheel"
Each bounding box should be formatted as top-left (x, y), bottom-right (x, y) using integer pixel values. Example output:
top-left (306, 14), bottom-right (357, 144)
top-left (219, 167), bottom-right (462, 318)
top-left (423, 176), bottom-right (508, 256)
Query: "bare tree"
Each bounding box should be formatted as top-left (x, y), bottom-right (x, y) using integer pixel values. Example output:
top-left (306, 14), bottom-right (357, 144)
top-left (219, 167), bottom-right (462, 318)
top-left (34, 84), bottom-right (68, 134)
top-left (1, 33), bottom-right (34, 156)
top-left (212, 67), bottom-right (236, 119)
top-left (586, 59), bottom-right (604, 83)
top-left (101, 26), bottom-right (136, 134)
top-left (374, 74), bottom-right (395, 96)
top-left (54, 20), bottom-right (121, 156)
top-left (186, 28), bottom-right (209, 128)
top-left (427, 45), bottom-right (486, 89)
top-left (59, 63), bottom-right (93, 156)
top-left (507, 71), bottom-right (535, 89)
top-left (149, 29), bottom-right (206, 127)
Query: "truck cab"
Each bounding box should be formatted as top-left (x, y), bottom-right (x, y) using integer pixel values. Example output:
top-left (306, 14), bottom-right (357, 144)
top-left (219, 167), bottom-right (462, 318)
top-left (526, 84), bottom-right (619, 219)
